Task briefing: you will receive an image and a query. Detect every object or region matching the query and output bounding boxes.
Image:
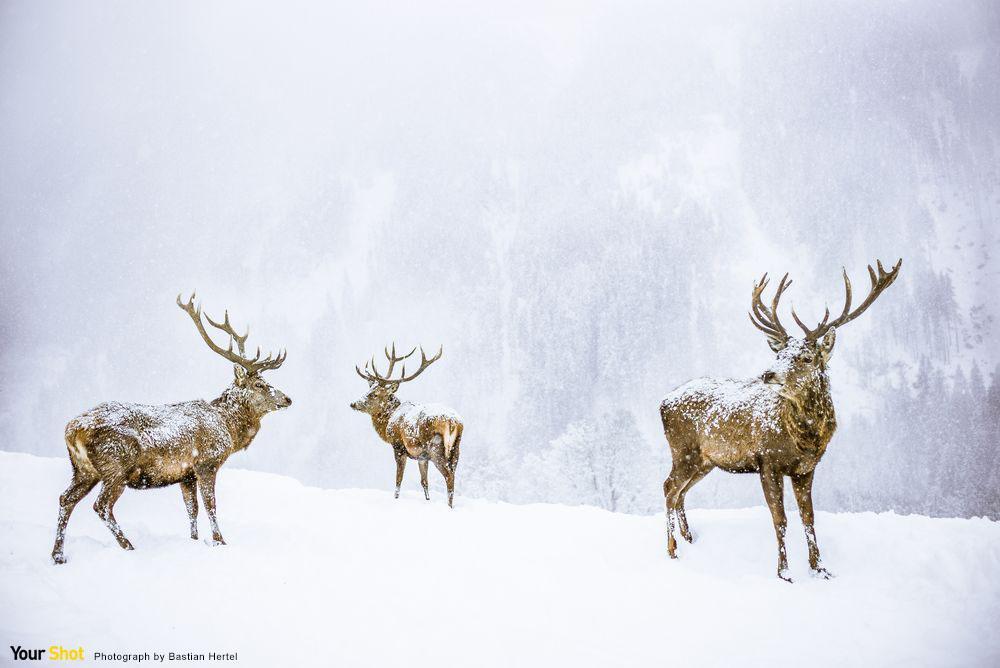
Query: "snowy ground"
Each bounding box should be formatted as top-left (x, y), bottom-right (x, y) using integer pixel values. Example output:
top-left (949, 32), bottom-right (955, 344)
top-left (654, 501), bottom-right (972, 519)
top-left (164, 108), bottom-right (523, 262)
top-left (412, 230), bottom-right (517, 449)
top-left (1, 451), bottom-right (998, 667)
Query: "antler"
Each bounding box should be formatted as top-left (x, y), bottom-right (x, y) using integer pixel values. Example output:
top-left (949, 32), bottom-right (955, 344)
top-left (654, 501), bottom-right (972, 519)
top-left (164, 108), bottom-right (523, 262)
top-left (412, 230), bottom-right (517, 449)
top-left (356, 344), bottom-right (442, 385)
top-left (791, 258), bottom-right (902, 340)
top-left (748, 272), bottom-right (792, 348)
top-left (176, 293), bottom-right (287, 374)
top-left (355, 342), bottom-right (416, 384)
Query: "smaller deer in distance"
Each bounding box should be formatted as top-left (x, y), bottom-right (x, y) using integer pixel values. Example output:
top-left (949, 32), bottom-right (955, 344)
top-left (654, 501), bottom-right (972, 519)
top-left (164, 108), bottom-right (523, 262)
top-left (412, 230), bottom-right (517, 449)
top-left (660, 259), bottom-right (901, 581)
top-left (351, 344), bottom-right (463, 507)
top-left (51, 294), bottom-right (291, 564)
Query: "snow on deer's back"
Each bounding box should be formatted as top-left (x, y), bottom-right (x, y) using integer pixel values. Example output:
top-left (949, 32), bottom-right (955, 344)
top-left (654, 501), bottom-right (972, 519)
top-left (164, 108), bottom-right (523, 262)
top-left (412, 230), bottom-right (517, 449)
top-left (390, 402), bottom-right (463, 459)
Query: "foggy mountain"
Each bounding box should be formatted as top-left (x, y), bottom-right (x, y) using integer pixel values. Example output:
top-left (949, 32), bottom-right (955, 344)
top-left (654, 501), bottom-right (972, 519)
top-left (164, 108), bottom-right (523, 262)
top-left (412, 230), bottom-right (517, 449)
top-left (2, 0), bottom-right (997, 516)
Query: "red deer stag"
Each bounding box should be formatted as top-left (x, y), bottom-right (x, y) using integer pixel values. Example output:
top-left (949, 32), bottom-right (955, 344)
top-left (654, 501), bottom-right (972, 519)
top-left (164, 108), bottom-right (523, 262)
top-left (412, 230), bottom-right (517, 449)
top-left (51, 294), bottom-right (291, 564)
top-left (660, 259), bottom-right (901, 581)
top-left (351, 344), bottom-right (462, 507)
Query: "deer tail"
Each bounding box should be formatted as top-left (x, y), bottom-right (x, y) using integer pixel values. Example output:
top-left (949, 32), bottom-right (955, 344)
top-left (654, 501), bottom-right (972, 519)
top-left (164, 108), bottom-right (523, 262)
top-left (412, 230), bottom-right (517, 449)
top-left (64, 420), bottom-right (98, 477)
top-left (442, 420), bottom-right (460, 459)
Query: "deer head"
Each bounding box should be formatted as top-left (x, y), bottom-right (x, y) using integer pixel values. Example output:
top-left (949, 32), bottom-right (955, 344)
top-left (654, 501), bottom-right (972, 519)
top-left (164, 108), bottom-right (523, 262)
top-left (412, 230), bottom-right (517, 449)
top-left (350, 343), bottom-right (442, 415)
top-left (749, 259), bottom-right (902, 392)
top-left (177, 293), bottom-right (292, 417)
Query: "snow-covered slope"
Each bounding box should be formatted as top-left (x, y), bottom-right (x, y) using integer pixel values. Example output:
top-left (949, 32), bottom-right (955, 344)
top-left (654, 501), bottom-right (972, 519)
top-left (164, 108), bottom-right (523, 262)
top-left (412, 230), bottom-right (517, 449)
top-left (1, 451), bottom-right (998, 667)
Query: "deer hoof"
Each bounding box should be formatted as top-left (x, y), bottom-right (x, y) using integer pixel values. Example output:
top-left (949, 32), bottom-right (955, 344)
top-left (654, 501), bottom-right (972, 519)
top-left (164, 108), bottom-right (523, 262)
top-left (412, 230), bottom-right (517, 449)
top-left (777, 569), bottom-right (793, 583)
top-left (52, 553), bottom-right (66, 565)
top-left (811, 567), bottom-right (834, 580)
top-left (211, 538), bottom-right (226, 546)
top-left (681, 531), bottom-right (694, 543)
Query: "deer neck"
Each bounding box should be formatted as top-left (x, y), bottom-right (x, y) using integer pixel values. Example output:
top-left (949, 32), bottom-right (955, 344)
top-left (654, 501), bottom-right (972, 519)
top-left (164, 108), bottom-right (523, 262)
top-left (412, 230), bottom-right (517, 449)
top-left (778, 369), bottom-right (837, 451)
top-left (212, 387), bottom-right (263, 453)
top-left (370, 396), bottom-right (402, 444)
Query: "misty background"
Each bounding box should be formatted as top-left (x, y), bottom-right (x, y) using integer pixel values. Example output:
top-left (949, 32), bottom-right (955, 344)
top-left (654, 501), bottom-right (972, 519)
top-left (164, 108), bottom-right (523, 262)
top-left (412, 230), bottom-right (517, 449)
top-left (1, 0), bottom-right (997, 518)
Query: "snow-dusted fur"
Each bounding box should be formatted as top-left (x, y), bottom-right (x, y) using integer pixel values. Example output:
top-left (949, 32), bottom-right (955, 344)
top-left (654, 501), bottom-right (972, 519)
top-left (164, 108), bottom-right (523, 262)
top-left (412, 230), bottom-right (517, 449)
top-left (661, 335), bottom-right (840, 580)
top-left (389, 402), bottom-right (463, 459)
top-left (352, 382), bottom-right (463, 507)
top-left (51, 370), bottom-right (291, 564)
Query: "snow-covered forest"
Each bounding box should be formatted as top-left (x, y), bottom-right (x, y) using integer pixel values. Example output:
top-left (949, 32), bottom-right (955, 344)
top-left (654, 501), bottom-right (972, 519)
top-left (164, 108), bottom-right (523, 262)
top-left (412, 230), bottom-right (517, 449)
top-left (1, 1), bottom-right (997, 518)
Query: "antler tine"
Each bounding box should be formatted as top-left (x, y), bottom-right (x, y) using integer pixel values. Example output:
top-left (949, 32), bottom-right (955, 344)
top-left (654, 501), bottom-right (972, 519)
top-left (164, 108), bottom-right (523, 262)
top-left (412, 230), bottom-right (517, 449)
top-left (748, 312), bottom-right (776, 337)
top-left (798, 258), bottom-right (902, 340)
top-left (381, 342), bottom-right (416, 379)
top-left (356, 361), bottom-right (379, 383)
top-left (358, 344), bottom-right (439, 386)
top-left (791, 304), bottom-right (829, 338)
top-left (771, 274), bottom-right (792, 323)
top-left (792, 258), bottom-right (903, 341)
top-left (836, 267), bottom-right (853, 323)
top-left (177, 292), bottom-right (251, 370)
top-left (205, 309), bottom-right (250, 357)
top-left (749, 275), bottom-right (774, 330)
top-left (396, 345), bottom-right (443, 383)
top-left (367, 352), bottom-right (392, 381)
top-left (176, 292), bottom-right (286, 374)
top-left (255, 347), bottom-right (287, 373)
top-left (749, 273), bottom-right (790, 345)
top-left (205, 309), bottom-right (250, 356)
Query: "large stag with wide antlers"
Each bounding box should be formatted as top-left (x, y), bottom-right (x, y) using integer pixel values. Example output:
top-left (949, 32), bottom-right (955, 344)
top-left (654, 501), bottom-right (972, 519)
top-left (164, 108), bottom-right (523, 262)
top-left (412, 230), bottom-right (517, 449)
top-left (660, 259), bottom-right (902, 581)
top-left (351, 345), bottom-right (463, 507)
top-left (50, 294), bottom-right (291, 564)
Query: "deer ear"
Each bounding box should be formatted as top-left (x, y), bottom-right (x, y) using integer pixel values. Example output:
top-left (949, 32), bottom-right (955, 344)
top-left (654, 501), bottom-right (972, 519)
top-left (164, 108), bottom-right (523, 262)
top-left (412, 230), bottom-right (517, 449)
top-left (766, 337), bottom-right (786, 353)
top-left (820, 328), bottom-right (837, 360)
top-left (233, 365), bottom-right (249, 386)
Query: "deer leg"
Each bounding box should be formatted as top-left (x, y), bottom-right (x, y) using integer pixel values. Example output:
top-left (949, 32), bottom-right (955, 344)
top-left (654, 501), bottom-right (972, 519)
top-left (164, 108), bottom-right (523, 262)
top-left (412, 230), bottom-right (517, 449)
top-left (663, 467), bottom-right (687, 559)
top-left (93, 478), bottom-right (133, 550)
top-left (791, 471), bottom-right (832, 579)
top-left (197, 468), bottom-right (225, 545)
top-left (418, 460), bottom-right (430, 500)
top-left (448, 436), bottom-right (460, 507)
top-left (52, 474), bottom-right (98, 564)
top-left (759, 466), bottom-right (791, 582)
top-left (448, 433), bottom-right (461, 475)
top-left (393, 448), bottom-right (407, 499)
top-left (676, 466), bottom-right (712, 543)
top-left (180, 478), bottom-right (199, 540)
top-left (433, 458), bottom-right (455, 508)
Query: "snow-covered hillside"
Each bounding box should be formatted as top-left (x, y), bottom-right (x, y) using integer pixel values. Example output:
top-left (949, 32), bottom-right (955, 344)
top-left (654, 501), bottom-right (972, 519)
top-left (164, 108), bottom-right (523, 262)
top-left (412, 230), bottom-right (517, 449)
top-left (1, 451), bottom-right (998, 667)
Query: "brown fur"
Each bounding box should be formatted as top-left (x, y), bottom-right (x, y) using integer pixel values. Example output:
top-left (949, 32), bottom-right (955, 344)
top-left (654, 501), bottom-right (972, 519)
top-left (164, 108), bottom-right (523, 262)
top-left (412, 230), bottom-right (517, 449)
top-left (351, 346), bottom-right (463, 507)
top-left (660, 260), bottom-right (900, 580)
top-left (51, 297), bottom-right (290, 564)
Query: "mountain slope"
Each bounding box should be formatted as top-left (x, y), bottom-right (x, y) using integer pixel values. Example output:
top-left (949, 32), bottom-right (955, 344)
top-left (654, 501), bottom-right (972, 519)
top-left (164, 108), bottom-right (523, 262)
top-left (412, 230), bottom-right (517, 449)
top-left (1, 451), bottom-right (997, 667)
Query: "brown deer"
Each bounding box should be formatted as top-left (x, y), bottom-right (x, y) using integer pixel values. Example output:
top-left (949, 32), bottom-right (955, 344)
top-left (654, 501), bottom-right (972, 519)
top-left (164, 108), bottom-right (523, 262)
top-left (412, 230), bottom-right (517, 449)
top-left (351, 344), bottom-right (463, 507)
top-left (50, 294), bottom-right (291, 564)
top-left (660, 259), bottom-right (902, 581)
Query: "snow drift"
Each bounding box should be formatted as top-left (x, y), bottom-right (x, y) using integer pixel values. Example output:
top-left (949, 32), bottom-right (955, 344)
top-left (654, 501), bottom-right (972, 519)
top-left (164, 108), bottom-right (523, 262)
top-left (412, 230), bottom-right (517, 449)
top-left (1, 451), bottom-right (998, 667)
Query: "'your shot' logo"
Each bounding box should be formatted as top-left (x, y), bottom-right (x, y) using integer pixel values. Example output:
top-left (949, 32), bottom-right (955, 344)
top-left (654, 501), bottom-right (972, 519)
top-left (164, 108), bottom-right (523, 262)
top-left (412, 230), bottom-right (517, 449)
top-left (10, 645), bottom-right (85, 661)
